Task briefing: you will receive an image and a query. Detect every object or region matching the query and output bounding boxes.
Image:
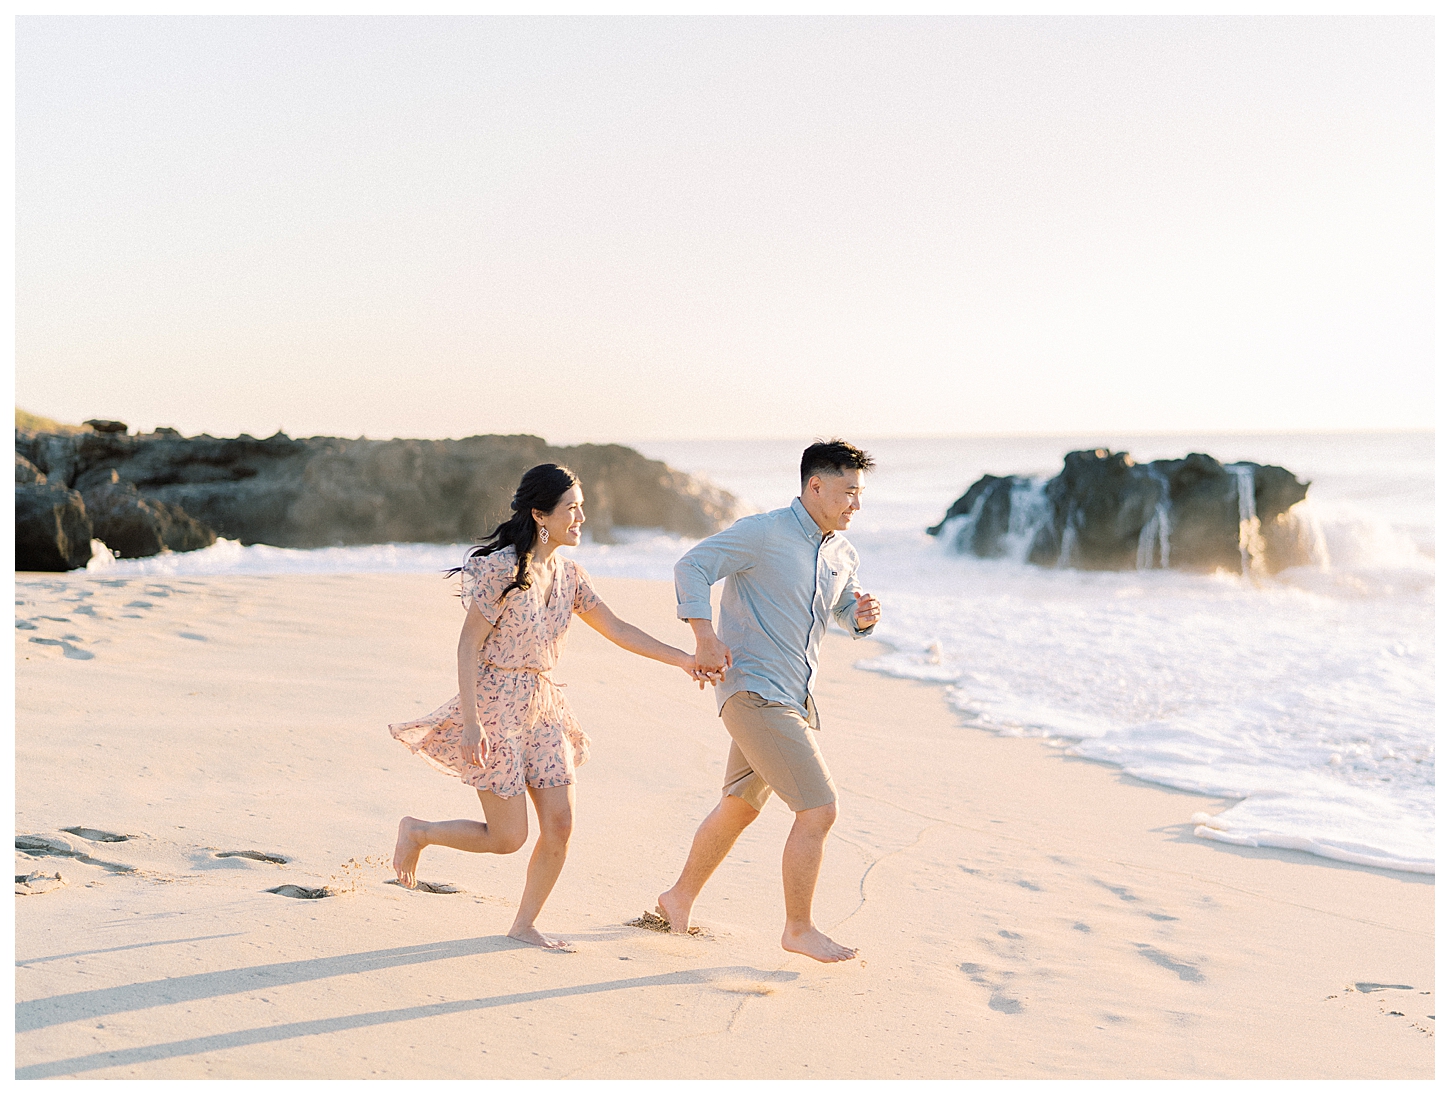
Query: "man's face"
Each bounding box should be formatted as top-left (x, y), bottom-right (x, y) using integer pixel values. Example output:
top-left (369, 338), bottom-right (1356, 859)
top-left (804, 468), bottom-right (865, 533)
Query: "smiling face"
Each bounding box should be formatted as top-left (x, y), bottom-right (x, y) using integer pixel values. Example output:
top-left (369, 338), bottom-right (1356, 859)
top-left (801, 468), bottom-right (865, 534)
top-left (534, 484), bottom-right (585, 548)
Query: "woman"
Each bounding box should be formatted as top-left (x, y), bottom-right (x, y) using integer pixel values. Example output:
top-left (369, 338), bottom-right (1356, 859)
top-left (389, 463), bottom-right (704, 951)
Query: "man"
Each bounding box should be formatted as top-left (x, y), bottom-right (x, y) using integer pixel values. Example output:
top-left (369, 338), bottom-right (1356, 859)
top-left (657, 439), bottom-right (882, 963)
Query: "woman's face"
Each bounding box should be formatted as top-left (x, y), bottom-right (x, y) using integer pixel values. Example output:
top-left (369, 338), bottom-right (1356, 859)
top-left (535, 484), bottom-right (585, 548)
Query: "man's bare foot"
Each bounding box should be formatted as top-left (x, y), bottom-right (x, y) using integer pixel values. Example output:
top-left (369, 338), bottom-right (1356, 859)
top-left (782, 924), bottom-right (858, 963)
top-left (656, 888), bottom-right (694, 935)
top-left (393, 817), bottom-right (425, 888)
top-left (508, 924), bottom-right (575, 952)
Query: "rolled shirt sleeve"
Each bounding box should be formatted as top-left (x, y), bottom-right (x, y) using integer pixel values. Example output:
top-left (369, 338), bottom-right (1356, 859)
top-left (674, 517), bottom-right (762, 621)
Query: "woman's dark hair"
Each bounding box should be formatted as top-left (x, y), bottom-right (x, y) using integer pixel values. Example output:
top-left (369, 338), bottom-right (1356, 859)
top-left (800, 438), bottom-right (875, 486)
top-left (448, 463), bottom-right (580, 600)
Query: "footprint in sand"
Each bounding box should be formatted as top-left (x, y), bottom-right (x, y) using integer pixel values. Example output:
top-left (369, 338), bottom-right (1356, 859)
top-left (60, 827), bottom-right (129, 844)
top-left (959, 962), bottom-right (1024, 1014)
top-left (1096, 880), bottom-right (1140, 902)
top-left (267, 884), bottom-right (333, 899)
top-left (384, 879), bottom-right (464, 894)
top-left (16, 833), bottom-right (134, 873)
top-left (215, 850), bottom-right (290, 864)
top-left (627, 910), bottom-right (709, 937)
top-left (15, 871), bottom-right (66, 895)
top-left (1134, 943), bottom-right (1205, 983)
top-left (27, 638), bottom-right (94, 661)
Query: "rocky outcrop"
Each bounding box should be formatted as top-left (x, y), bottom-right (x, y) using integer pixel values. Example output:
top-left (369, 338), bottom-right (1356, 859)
top-left (16, 426), bottom-right (741, 570)
top-left (16, 453), bottom-right (45, 484)
top-left (15, 483), bottom-right (92, 571)
top-left (78, 470), bottom-right (218, 559)
top-left (929, 449), bottom-right (1315, 575)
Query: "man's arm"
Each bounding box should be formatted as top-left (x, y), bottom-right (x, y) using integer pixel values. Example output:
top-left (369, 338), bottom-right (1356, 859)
top-left (673, 517), bottom-right (760, 622)
top-left (674, 517), bottom-right (761, 676)
top-left (832, 570), bottom-right (881, 638)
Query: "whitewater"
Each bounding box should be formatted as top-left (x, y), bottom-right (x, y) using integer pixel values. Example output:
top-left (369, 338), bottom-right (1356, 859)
top-left (85, 431), bottom-right (1435, 874)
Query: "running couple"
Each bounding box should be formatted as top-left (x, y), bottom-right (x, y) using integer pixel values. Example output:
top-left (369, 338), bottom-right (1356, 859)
top-left (389, 440), bottom-right (882, 963)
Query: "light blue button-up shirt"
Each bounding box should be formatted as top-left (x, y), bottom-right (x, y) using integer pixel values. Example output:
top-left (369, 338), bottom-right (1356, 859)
top-left (674, 496), bottom-right (875, 719)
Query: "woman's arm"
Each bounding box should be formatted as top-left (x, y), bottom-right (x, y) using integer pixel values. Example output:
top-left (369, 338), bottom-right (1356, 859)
top-left (577, 602), bottom-right (705, 682)
top-left (457, 602), bottom-right (495, 766)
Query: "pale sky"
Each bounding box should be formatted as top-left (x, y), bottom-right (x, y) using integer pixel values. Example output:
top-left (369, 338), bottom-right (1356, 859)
top-left (14, 15), bottom-right (1433, 443)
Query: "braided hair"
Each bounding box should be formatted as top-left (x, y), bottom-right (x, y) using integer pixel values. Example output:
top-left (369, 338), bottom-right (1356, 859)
top-left (449, 463), bottom-right (580, 600)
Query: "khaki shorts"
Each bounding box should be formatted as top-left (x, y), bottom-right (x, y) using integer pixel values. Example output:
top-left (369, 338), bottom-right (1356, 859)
top-left (721, 691), bottom-right (837, 813)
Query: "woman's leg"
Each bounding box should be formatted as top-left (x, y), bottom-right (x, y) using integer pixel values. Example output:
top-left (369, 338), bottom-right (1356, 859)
top-left (393, 788), bottom-right (529, 887)
top-left (507, 783), bottom-right (575, 950)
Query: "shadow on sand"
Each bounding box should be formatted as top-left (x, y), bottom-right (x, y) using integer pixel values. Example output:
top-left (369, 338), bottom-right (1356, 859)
top-left (17, 936), bottom-right (797, 1078)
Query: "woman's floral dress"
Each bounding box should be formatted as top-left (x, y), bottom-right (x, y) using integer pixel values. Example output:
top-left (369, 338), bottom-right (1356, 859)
top-left (389, 547), bottom-right (602, 799)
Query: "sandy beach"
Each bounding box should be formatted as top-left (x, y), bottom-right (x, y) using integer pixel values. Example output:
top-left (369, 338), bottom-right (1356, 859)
top-left (14, 571), bottom-right (1434, 1079)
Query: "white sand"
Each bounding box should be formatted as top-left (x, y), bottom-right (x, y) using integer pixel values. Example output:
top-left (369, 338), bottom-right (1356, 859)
top-left (13, 572), bottom-right (1434, 1078)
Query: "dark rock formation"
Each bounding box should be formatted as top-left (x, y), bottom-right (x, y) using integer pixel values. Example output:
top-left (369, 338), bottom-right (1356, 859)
top-left (16, 426), bottom-right (741, 569)
top-left (16, 483), bottom-right (92, 571)
top-left (79, 470), bottom-right (218, 558)
top-left (16, 453), bottom-right (45, 484)
top-left (925, 474), bottom-right (1028, 559)
top-left (83, 419), bottom-right (128, 434)
top-left (930, 449), bottom-right (1313, 575)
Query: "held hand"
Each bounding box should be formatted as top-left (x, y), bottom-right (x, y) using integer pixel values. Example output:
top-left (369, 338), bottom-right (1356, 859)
top-left (852, 591), bottom-right (882, 631)
top-left (693, 629), bottom-right (733, 678)
top-left (460, 721), bottom-right (487, 769)
top-left (678, 652), bottom-right (725, 690)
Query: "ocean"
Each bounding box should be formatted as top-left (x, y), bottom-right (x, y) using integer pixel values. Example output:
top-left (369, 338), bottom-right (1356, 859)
top-left (83, 431), bottom-right (1435, 875)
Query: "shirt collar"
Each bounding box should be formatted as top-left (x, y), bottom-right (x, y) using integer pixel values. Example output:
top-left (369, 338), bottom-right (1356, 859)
top-left (790, 496), bottom-right (832, 543)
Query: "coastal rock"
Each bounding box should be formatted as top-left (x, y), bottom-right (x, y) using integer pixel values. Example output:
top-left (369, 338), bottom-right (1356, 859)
top-left (83, 419), bottom-right (128, 434)
top-left (15, 483), bottom-right (92, 571)
top-left (925, 474), bottom-right (1028, 558)
top-left (17, 431), bottom-right (82, 488)
top-left (931, 449), bottom-right (1314, 575)
top-left (79, 470), bottom-right (219, 558)
top-left (16, 453), bottom-right (45, 484)
top-left (15, 426), bottom-right (741, 569)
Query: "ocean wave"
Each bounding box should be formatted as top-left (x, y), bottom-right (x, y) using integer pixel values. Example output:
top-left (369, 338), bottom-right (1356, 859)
top-left (856, 546), bottom-right (1434, 875)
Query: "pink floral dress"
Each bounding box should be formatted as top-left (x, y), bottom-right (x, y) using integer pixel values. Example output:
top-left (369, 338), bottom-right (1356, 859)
top-left (389, 547), bottom-right (603, 799)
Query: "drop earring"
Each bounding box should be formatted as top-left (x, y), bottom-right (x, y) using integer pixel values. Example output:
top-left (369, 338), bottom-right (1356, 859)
top-left (538, 525), bottom-right (549, 545)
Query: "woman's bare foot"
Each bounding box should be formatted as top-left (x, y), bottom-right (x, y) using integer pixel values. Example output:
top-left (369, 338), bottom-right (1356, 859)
top-left (508, 924), bottom-right (575, 952)
top-left (782, 924), bottom-right (857, 963)
top-left (656, 889), bottom-right (693, 935)
top-left (393, 817), bottom-right (425, 888)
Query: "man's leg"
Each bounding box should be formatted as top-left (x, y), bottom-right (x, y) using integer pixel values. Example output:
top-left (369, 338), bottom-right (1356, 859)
top-left (657, 792), bottom-right (760, 933)
top-left (780, 801), bottom-right (857, 962)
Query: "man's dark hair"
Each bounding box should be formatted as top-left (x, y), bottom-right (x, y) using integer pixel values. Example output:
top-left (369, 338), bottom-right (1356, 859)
top-left (800, 438), bottom-right (875, 486)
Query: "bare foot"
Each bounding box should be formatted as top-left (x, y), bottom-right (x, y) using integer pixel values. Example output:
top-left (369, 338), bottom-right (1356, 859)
top-left (392, 817), bottom-right (425, 888)
top-left (656, 889), bottom-right (694, 935)
top-left (508, 924), bottom-right (575, 952)
top-left (782, 924), bottom-right (858, 963)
